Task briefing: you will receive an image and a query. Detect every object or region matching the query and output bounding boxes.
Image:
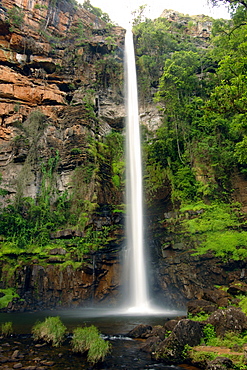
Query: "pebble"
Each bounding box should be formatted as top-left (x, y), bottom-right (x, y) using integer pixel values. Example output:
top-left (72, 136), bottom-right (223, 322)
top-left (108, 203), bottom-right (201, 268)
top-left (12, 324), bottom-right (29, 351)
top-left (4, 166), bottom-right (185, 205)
top-left (13, 364), bottom-right (22, 369)
top-left (11, 351), bottom-right (19, 359)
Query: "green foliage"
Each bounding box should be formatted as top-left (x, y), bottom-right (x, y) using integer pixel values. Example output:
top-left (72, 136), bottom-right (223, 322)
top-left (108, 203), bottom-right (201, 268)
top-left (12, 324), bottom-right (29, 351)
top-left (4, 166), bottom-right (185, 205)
top-left (202, 324), bottom-right (216, 344)
top-left (83, 0), bottom-right (111, 23)
top-left (0, 288), bottom-right (19, 309)
top-left (7, 6), bottom-right (24, 30)
top-left (238, 296), bottom-right (247, 314)
top-left (183, 203), bottom-right (239, 234)
top-left (104, 131), bottom-right (125, 191)
top-left (70, 20), bottom-right (85, 40)
top-left (181, 202), bottom-right (247, 260)
top-left (34, 4), bottom-right (48, 10)
top-left (189, 349), bottom-right (217, 363)
top-left (95, 55), bottom-right (123, 91)
top-left (70, 148), bottom-right (82, 155)
top-left (71, 325), bottom-right (111, 364)
top-left (32, 317), bottom-right (66, 347)
top-left (1, 322), bottom-right (13, 337)
top-left (187, 312), bottom-right (210, 321)
top-left (133, 17), bottom-right (198, 102)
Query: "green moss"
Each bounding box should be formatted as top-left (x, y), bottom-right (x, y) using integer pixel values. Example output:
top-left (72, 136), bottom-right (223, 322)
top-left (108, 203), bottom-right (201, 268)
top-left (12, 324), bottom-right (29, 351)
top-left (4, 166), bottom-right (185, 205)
top-left (187, 312), bottom-right (210, 322)
top-left (180, 202), bottom-right (247, 260)
top-left (0, 288), bottom-right (19, 309)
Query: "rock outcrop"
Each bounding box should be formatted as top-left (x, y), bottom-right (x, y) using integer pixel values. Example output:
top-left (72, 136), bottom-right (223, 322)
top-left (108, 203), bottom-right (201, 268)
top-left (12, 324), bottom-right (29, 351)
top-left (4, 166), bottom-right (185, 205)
top-left (0, 0), bottom-right (125, 203)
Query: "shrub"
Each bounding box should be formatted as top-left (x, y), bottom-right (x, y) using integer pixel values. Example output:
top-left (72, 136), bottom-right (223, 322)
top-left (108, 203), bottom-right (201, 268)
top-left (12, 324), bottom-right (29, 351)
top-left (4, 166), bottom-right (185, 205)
top-left (0, 288), bottom-right (19, 309)
top-left (71, 325), bottom-right (111, 364)
top-left (32, 316), bottom-right (66, 347)
top-left (202, 324), bottom-right (217, 345)
top-left (1, 322), bottom-right (13, 337)
top-left (7, 6), bottom-right (24, 30)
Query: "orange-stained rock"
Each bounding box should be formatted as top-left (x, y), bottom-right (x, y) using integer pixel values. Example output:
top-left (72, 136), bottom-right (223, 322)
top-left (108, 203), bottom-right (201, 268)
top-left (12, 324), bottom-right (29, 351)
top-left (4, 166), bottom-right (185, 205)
top-left (0, 65), bottom-right (66, 106)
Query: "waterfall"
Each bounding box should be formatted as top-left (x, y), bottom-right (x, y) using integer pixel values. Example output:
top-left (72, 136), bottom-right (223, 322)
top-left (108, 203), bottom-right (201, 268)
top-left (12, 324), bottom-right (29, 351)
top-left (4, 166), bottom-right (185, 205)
top-left (125, 27), bottom-right (150, 313)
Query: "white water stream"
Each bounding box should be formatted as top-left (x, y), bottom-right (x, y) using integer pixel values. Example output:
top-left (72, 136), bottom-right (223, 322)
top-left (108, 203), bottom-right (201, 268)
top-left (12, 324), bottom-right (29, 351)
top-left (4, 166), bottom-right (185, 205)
top-left (125, 27), bottom-right (151, 313)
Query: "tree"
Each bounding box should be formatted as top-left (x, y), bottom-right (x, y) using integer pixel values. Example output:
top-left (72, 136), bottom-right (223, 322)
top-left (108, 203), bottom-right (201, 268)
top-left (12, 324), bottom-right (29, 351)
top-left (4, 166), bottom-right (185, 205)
top-left (209, 0), bottom-right (247, 9)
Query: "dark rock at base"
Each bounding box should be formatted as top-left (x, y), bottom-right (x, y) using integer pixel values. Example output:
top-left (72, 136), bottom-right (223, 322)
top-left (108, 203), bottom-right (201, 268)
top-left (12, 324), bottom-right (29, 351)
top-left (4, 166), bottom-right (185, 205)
top-left (187, 299), bottom-right (217, 315)
top-left (127, 324), bottom-right (152, 338)
top-left (206, 356), bottom-right (234, 370)
top-left (163, 319), bottom-right (179, 333)
top-left (147, 325), bottom-right (167, 340)
top-left (11, 350), bottom-right (20, 359)
top-left (227, 280), bottom-right (247, 296)
top-left (141, 336), bottom-right (161, 353)
top-left (207, 306), bottom-right (247, 336)
top-left (0, 356), bottom-right (8, 363)
top-left (154, 319), bottom-right (204, 363)
top-left (201, 289), bottom-right (230, 306)
top-left (13, 363), bottom-right (23, 369)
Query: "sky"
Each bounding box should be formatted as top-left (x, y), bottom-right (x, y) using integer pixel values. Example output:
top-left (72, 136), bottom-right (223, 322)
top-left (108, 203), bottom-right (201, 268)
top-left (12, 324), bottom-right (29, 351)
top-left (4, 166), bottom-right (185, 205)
top-left (77, 0), bottom-right (231, 27)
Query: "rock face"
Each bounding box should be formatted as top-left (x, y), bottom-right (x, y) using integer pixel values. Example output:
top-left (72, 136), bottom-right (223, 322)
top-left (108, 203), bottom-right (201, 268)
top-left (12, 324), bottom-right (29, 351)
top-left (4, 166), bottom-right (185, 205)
top-left (154, 319), bottom-right (204, 363)
top-left (2, 249), bottom-right (121, 312)
top-left (207, 307), bottom-right (247, 337)
top-left (0, 0), bottom-right (127, 310)
top-left (0, 0), bottom-right (125, 203)
top-left (160, 9), bottom-right (213, 40)
top-left (1, 0), bottom-right (247, 313)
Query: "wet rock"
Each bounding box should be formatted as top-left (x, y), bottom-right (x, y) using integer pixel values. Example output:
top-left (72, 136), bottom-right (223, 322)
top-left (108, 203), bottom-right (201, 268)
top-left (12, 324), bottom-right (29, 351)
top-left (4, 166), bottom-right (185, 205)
top-left (201, 289), bottom-right (230, 307)
top-left (40, 361), bottom-right (54, 366)
top-left (13, 363), bottom-right (23, 369)
top-left (206, 357), bottom-right (234, 370)
top-left (50, 230), bottom-right (84, 239)
top-left (163, 319), bottom-right (179, 333)
top-left (48, 248), bottom-right (67, 255)
top-left (227, 280), bottom-right (247, 296)
top-left (141, 336), bottom-right (161, 353)
top-left (127, 324), bottom-right (152, 338)
top-left (0, 356), bottom-right (8, 363)
top-left (147, 325), bottom-right (166, 340)
top-left (154, 319), bottom-right (204, 363)
top-left (11, 350), bottom-right (19, 359)
top-left (207, 307), bottom-right (247, 336)
top-left (187, 299), bottom-right (217, 315)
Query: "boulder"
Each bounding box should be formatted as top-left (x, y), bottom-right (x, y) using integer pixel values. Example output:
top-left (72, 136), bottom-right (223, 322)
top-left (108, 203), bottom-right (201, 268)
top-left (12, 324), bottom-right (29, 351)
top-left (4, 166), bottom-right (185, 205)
top-left (154, 319), bottom-right (204, 363)
top-left (227, 280), bottom-right (247, 296)
top-left (201, 288), bottom-right (230, 307)
top-left (147, 325), bottom-right (167, 340)
top-left (207, 307), bottom-right (247, 337)
top-left (206, 357), bottom-right (234, 370)
top-left (127, 324), bottom-right (152, 338)
top-left (187, 299), bottom-right (217, 315)
top-left (141, 336), bottom-right (161, 353)
top-left (163, 319), bottom-right (179, 330)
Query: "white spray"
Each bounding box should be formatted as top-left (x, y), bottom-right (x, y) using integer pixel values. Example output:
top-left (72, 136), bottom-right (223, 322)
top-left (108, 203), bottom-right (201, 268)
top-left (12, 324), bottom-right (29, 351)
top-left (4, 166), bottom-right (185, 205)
top-left (125, 27), bottom-right (150, 313)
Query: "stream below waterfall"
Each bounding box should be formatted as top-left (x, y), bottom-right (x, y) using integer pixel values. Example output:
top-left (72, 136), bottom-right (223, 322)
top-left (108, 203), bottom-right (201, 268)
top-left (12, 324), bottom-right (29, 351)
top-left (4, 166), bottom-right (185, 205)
top-left (0, 308), bottom-right (201, 369)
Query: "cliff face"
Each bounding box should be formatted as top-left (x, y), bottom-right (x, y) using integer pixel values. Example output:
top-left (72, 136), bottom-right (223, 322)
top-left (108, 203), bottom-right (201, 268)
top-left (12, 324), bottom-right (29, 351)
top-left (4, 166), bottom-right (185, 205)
top-left (0, 0), bottom-right (127, 310)
top-left (1, 1), bottom-right (247, 313)
top-left (0, 0), bottom-right (125, 202)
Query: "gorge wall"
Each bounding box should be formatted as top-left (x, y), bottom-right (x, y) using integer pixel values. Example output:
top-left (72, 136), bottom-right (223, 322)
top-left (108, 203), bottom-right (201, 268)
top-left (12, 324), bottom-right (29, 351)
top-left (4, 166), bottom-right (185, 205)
top-left (1, 0), bottom-right (247, 313)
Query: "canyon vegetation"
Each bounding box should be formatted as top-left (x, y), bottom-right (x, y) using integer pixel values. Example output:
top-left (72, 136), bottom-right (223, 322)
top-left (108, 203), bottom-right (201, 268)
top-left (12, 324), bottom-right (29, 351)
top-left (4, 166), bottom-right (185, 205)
top-left (1, 0), bottom-right (247, 367)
